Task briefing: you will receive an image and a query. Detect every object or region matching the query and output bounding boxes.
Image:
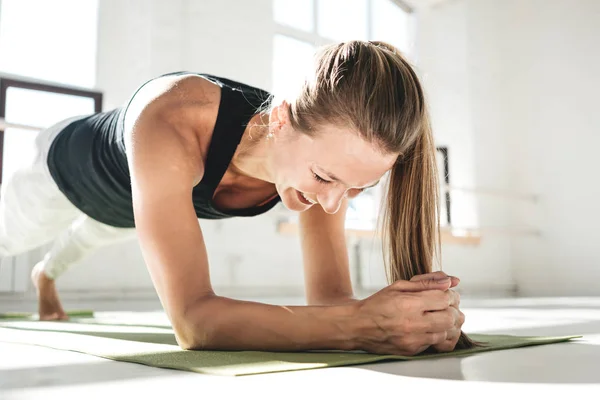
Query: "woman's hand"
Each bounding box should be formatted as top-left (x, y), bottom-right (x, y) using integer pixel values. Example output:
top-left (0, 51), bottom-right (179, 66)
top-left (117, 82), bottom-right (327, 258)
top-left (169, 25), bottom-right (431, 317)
top-left (351, 278), bottom-right (463, 356)
top-left (410, 271), bottom-right (464, 353)
top-left (410, 271), bottom-right (460, 288)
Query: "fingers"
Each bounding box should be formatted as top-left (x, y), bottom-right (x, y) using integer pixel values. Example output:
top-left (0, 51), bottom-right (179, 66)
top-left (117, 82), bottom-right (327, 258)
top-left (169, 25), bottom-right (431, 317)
top-left (410, 271), bottom-right (460, 288)
top-left (407, 330), bottom-right (453, 354)
top-left (446, 327), bottom-right (462, 342)
top-left (449, 289), bottom-right (460, 308)
top-left (409, 271), bottom-right (449, 281)
top-left (416, 307), bottom-right (460, 332)
top-left (449, 276), bottom-right (460, 288)
top-left (391, 278), bottom-right (452, 294)
top-left (395, 318), bottom-right (464, 356)
top-left (424, 331), bottom-right (448, 345)
top-left (432, 328), bottom-right (463, 352)
top-left (412, 288), bottom-right (460, 312)
top-left (412, 289), bottom-right (452, 312)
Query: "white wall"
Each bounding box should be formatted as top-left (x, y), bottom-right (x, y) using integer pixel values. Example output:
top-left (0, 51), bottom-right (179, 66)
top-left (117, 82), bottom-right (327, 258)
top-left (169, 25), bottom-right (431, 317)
top-left (495, 0), bottom-right (600, 295)
top-left (395, 0), bottom-right (599, 296)
top-left (358, 0), bottom-right (516, 296)
top-left (51, 0), bottom-right (600, 299)
top-left (460, 0), bottom-right (600, 296)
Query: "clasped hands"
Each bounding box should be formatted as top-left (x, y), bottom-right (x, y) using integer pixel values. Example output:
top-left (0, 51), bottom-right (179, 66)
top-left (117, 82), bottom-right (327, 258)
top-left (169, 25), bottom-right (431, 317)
top-left (408, 271), bottom-right (464, 353)
top-left (350, 271), bottom-right (465, 356)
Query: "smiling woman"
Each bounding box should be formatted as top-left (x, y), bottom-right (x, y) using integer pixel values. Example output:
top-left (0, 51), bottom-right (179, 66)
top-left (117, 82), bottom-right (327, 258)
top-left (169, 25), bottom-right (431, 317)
top-left (0, 40), bottom-right (476, 356)
top-left (253, 118), bottom-right (396, 215)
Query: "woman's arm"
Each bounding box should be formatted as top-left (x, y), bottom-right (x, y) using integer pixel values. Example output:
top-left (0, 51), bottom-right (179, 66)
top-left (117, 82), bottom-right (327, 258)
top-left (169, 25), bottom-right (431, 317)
top-left (122, 77), bottom-right (359, 351)
top-left (298, 199), bottom-right (356, 305)
top-left (122, 76), bottom-right (460, 355)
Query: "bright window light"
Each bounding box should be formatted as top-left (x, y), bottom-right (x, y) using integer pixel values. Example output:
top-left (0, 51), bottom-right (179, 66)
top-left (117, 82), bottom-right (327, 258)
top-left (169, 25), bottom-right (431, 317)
top-left (371, 0), bottom-right (412, 53)
top-left (274, 0), bottom-right (314, 32)
top-left (0, 0), bottom-right (99, 88)
top-left (272, 35), bottom-right (315, 99)
top-left (317, 0), bottom-right (368, 42)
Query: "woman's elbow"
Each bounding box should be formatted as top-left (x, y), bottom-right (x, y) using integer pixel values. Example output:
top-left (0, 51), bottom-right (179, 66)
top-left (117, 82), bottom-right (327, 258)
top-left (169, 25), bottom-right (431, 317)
top-left (171, 298), bottom-right (217, 350)
top-left (173, 320), bottom-right (213, 350)
top-left (175, 330), bottom-right (207, 350)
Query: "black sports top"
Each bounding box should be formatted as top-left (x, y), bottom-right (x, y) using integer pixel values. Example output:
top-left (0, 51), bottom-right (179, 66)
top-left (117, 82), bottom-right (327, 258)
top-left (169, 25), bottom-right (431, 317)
top-left (46, 72), bottom-right (280, 228)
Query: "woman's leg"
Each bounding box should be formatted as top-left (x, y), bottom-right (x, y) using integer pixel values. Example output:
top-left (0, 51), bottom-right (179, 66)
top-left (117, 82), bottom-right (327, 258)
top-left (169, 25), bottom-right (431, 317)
top-left (32, 214), bottom-right (136, 320)
top-left (0, 116), bottom-right (86, 257)
top-left (0, 115), bottom-right (132, 319)
top-left (38, 214), bottom-right (137, 280)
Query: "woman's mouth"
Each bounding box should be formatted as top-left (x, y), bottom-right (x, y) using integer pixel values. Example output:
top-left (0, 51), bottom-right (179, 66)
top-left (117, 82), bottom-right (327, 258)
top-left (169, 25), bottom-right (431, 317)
top-left (296, 190), bottom-right (317, 205)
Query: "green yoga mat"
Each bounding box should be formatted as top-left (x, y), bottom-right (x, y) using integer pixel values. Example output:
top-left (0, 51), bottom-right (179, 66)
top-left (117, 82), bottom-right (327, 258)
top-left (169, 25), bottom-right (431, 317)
top-left (0, 313), bottom-right (582, 376)
top-left (0, 310), bottom-right (95, 319)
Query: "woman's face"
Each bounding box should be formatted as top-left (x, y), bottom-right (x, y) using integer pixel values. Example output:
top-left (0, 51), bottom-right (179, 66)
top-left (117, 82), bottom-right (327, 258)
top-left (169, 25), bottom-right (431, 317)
top-left (268, 107), bottom-right (397, 214)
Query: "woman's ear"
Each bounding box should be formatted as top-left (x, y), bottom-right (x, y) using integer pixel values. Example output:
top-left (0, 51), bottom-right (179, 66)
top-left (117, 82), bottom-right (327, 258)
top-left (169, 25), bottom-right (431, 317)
top-left (269, 100), bottom-right (291, 137)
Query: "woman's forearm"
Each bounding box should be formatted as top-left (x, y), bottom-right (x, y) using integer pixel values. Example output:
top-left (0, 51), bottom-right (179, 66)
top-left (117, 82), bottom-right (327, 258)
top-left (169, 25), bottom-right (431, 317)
top-left (177, 295), bottom-right (359, 351)
top-left (307, 295), bottom-right (359, 306)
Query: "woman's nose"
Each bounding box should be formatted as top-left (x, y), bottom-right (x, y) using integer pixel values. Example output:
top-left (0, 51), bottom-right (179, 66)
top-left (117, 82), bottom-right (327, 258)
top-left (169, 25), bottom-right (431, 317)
top-left (318, 187), bottom-right (347, 214)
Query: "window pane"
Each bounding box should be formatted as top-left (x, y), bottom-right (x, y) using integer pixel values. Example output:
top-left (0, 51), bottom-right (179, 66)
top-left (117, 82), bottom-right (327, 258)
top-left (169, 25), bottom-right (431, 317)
top-left (2, 88), bottom-right (96, 181)
top-left (272, 35), bottom-right (315, 98)
top-left (371, 0), bottom-right (412, 53)
top-left (317, 0), bottom-right (368, 42)
top-left (5, 88), bottom-right (95, 127)
top-left (0, 0), bottom-right (99, 87)
top-left (274, 0), bottom-right (314, 32)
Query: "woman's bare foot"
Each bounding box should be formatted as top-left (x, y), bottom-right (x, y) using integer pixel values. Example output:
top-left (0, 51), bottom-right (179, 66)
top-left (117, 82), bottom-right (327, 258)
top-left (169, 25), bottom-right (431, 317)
top-left (31, 262), bottom-right (69, 321)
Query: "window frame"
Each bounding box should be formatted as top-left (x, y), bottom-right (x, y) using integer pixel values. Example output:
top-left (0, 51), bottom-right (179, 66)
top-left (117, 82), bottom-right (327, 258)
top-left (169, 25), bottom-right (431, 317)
top-left (274, 0), bottom-right (414, 48)
top-left (0, 74), bottom-right (103, 185)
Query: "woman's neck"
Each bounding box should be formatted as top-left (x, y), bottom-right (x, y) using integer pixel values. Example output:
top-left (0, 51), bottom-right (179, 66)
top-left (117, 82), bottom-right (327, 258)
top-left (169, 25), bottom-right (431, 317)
top-left (229, 112), bottom-right (274, 184)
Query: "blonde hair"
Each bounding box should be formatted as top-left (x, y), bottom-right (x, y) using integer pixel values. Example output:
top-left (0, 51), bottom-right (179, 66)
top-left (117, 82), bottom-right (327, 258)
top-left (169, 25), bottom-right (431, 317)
top-left (285, 40), bottom-right (479, 350)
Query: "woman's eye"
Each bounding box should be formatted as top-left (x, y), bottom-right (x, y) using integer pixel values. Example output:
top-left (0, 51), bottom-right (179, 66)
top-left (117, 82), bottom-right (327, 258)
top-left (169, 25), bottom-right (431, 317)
top-left (312, 172), bottom-right (331, 184)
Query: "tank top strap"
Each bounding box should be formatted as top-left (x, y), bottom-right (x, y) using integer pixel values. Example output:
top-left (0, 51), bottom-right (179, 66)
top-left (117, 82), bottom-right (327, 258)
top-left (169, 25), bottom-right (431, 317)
top-left (197, 74), bottom-right (270, 192)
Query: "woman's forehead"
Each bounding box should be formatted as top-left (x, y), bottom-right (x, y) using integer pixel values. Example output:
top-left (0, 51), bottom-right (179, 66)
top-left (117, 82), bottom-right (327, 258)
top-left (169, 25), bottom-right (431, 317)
top-left (309, 125), bottom-right (395, 161)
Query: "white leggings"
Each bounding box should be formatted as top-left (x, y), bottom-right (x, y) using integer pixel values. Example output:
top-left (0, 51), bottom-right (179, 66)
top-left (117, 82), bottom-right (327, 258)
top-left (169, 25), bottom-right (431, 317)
top-left (0, 116), bottom-right (136, 279)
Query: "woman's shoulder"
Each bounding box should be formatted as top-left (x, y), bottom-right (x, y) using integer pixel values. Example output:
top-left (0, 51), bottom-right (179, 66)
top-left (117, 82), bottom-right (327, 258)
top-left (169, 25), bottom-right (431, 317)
top-left (121, 74), bottom-right (224, 187)
top-left (124, 72), bottom-right (270, 118)
top-left (123, 73), bottom-right (221, 136)
top-left (129, 73), bottom-right (221, 111)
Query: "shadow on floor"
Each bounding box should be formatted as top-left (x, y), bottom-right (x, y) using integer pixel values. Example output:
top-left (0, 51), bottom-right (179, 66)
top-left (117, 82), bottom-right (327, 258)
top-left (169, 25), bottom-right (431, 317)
top-left (0, 358), bottom-right (197, 390)
top-left (357, 320), bottom-right (600, 384)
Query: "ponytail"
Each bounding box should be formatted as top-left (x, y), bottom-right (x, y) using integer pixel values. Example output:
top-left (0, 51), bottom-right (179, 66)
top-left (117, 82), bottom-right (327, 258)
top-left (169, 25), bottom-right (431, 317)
top-left (381, 111), bottom-right (481, 350)
top-left (285, 39), bottom-right (482, 349)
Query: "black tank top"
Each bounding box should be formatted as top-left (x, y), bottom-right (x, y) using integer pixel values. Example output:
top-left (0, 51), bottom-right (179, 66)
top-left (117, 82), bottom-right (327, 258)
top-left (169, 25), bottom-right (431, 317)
top-left (47, 72), bottom-right (280, 228)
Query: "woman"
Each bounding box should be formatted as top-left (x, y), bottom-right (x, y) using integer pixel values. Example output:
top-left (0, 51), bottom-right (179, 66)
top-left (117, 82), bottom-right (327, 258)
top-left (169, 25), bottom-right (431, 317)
top-left (0, 40), bottom-right (475, 355)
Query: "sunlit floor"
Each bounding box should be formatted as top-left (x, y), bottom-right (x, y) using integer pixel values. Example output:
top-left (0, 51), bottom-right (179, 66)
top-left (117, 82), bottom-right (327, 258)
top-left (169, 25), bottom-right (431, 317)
top-left (1, 296), bottom-right (599, 400)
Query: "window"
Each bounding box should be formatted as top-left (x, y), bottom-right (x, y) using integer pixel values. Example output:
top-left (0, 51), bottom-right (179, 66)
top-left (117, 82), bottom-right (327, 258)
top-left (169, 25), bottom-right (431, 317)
top-left (272, 35), bottom-right (316, 104)
top-left (272, 0), bottom-right (414, 229)
top-left (0, 0), bottom-right (100, 182)
top-left (0, 0), bottom-right (99, 88)
top-left (273, 0), bottom-right (314, 32)
top-left (317, 0), bottom-right (368, 42)
top-left (1, 86), bottom-right (98, 181)
top-left (0, 0), bottom-right (100, 293)
top-left (371, 0), bottom-right (413, 52)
